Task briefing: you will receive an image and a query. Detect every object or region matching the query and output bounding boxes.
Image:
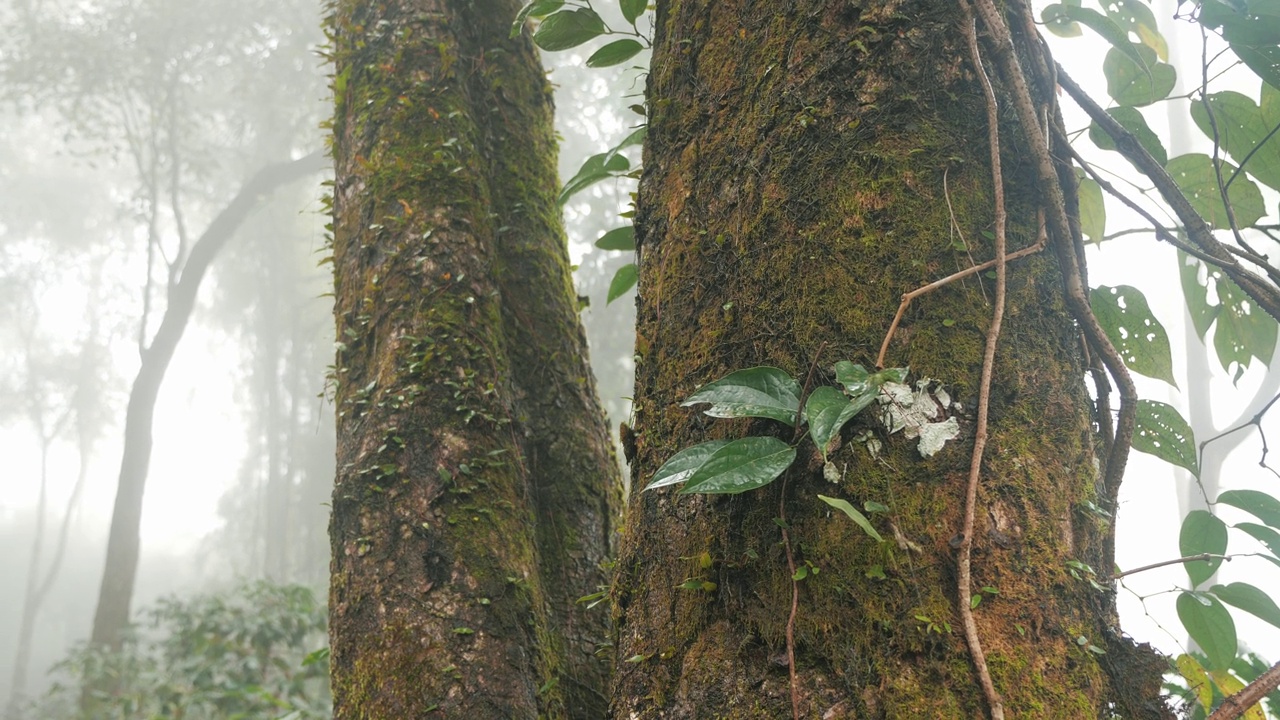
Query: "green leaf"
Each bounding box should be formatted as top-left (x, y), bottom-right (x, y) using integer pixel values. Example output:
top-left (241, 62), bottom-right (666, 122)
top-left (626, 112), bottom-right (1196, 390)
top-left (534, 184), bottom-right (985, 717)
top-left (1041, 1), bottom-right (1084, 37)
top-left (595, 226), bottom-right (635, 251)
top-left (1211, 582), bottom-right (1280, 630)
top-left (1190, 90), bottom-right (1280, 193)
top-left (620, 0), bottom-right (647, 24)
top-left (603, 125), bottom-right (647, 166)
top-left (559, 151), bottom-right (630, 204)
top-left (587, 38), bottom-right (645, 68)
top-left (1179, 510), bottom-right (1228, 587)
top-left (1235, 521), bottom-right (1280, 557)
top-left (817, 494), bottom-right (884, 542)
top-left (1103, 45), bottom-right (1176, 107)
top-left (532, 8), bottom-right (606, 51)
top-left (1200, 0), bottom-right (1280, 90)
top-left (1075, 171), bottom-right (1106, 243)
top-left (1176, 591), bottom-right (1237, 671)
top-left (1179, 251), bottom-right (1222, 342)
top-left (681, 436), bottom-right (796, 494)
top-left (1165, 153), bottom-right (1265, 229)
top-left (606, 263), bottom-right (637, 304)
top-left (1088, 106), bottom-right (1168, 166)
top-left (804, 386), bottom-right (875, 460)
top-left (682, 366), bottom-right (801, 425)
top-left (1089, 285), bottom-right (1177, 386)
top-left (1211, 269), bottom-right (1277, 380)
top-left (834, 361), bottom-right (907, 397)
top-left (1218, 489), bottom-right (1280, 529)
top-left (1105, 0), bottom-right (1168, 60)
top-left (510, 0), bottom-right (564, 37)
top-left (1132, 399), bottom-right (1198, 476)
top-left (644, 440), bottom-right (731, 491)
top-left (1044, 5), bottom-right (1150, 69)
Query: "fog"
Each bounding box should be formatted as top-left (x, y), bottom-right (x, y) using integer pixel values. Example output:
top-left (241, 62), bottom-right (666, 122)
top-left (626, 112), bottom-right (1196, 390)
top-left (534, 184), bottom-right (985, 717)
top-left (0, 0), bottom-right (1276, 717)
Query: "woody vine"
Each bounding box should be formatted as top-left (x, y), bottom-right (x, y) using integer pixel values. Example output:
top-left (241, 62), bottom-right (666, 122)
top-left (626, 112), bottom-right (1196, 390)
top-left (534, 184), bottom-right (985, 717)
top-left (524, 0), bottom-right (1280, 717)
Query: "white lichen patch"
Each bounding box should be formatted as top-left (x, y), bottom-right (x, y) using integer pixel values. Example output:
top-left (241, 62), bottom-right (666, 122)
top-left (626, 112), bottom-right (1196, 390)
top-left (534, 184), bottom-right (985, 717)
top-left (878, 379), bottom-right (960, 457)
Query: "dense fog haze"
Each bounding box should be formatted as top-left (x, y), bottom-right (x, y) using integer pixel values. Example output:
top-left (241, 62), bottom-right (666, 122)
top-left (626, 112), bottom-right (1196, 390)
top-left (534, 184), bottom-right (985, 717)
top-left (0, 0), bottom-right (639, 714)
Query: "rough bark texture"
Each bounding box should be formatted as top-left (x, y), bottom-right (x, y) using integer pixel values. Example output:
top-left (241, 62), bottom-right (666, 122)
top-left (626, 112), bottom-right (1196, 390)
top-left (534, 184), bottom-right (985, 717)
top-left (327, 1), bottom-right (621, 717)
top-left (611, 1), bottom-right (1166, 718)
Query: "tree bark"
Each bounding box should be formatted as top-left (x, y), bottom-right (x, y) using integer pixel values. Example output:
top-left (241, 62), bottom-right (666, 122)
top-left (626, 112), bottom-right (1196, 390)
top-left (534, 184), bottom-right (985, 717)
top-left (87, 151), bottom-right (326, 652)
top-left (327, 1), bottom-right (620, 718)
top-left (611, 1), bottom-right (1168, 718)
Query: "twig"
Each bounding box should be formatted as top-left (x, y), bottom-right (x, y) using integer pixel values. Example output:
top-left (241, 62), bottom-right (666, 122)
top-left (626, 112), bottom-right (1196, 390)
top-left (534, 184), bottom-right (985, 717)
top-left (1111, 553), bottom-right (1230, 580)
top-left (1207, 659), bottom-right (1280, 720)
top-left (876, 239), bottom-right (1044, 369)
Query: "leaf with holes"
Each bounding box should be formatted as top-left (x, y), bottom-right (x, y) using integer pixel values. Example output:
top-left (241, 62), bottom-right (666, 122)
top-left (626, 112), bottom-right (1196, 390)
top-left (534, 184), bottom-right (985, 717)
top-left (1103, 45), bottom-right (1176, 107)
top-left (1089, 106), bottom-right (1168, 166)
top-left (682, 366), bottom-right (801, 425)
top-left (1177, 591), bottom-right (1237, 671)
top-left (818, 494), bottom-right (884, 542)
top-left (532, 8), bottom-right (606, 51)
top-left (606, 263), bottom-right (637, 304)
top-left (1179, 251), bottom-right (1220, 342)
top-left (1212, 270), bottom-right (1277, 382)
top-left (595, 226), bottom-right (635, 251)
top-left (1044, 5), bottom-right (1150, 70)
top-left (1190, 90), bottom-right (1280, 193)
top-left (1179, 510), bottom-right (1228, 587)
top-left (1076, 171), bottom-right (1106, 243)
top-left (1200, 0), bottom-right (1280, 91)
top-left (1132, 399), bottom-right (1198, 477)
top-left (1089, 285), bottom-right (1176, 386)
top-left (644, 440), bottom-right (731, 491)
top-left (1236, 522), bottom-right (1280, 559)
top-left (1211, 582), bottom-right (1280, 631)
top-left (681, 436), bottom-right (796, 494)
top-left (1219, 489), bottom-right (1280, 529)
top-left (805, 387), bottom-right (876, 460)
top-left (1105, 0), bottom-right (1167, 60)
top-left (1165, 153), bottom-right (1265, 229)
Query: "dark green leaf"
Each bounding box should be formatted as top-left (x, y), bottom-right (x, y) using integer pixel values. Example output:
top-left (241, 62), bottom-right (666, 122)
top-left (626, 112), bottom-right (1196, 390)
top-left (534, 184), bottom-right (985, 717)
top-left (586, 38), bottom-right (644, 68)
top-left (606, 263), bottom-right (637, 304)
top-left (559, 151), bottom-right (630, 204)
top-left (1190, 90), bottom-right (1280, 193)
top-left (1211, 582), bottom-right (1280, 630)
top-left (1088, 106), bottom-right (1168, 166)
top-left (1076, 171), bottom-right (1106, 243)
top-left (1235, 521), bottom-right (1280, 557)
top-left (682, 366), bottom-right (801, 425)
top-left (1179, 510), bottom-right (1228, 586)
top-left (805, 386), bottom-right (872, 460)
top-left (834, 361), bottom-right (907, 397)
top-left (595, 226), bottom-right (635, 251)
top-left (1211, 268), bottom-right (1277, 379)
top-left (1103, 45), bottom-right (1176, 107)
top-left (532, 8), bottom-right (606, 52)
top-left (510, 0), bottom-right (564, 37)
top-left (681, 437), bottom-right (796, 494)
top-left (620, 0), bottom-right (647, 24)
top-left (644, 440), bottom-right (731, 491)
top-left (1200, 0), bottom-right (1280, 90)
top-left (1219, 489), bottom-right (1280, 528)
top-left (1165, 153), bottom-right (1265, 229)
top-left (817, 494), bottom-right (884, 542)
top-left (1176, 591), bottom-right (1237, 671)
top-left (1132, 399), bottom-right (1198, 476)
top-left (1089, 285), bottom-right (1177, 386)
top-left (1041, 1), bottom-right (1084, 37)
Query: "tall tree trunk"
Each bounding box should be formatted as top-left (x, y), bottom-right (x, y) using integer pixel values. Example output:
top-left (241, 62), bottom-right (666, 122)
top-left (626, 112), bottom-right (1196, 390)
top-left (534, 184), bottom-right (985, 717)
top-left (611, 1), bottom-right (1166, 717)
top-left (327, 1), bottom-right (620, 718)
top-left (87, 151), bottom-right (326, 652)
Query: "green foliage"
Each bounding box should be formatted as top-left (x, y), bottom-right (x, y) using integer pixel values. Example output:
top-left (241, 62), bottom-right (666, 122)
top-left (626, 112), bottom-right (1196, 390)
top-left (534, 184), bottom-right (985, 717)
top-left (1089, 285), bottom-right (1176, 386)
top-left (1132, 399), bottom-right (1198, 477)
top-left (1179, 510), bottom-right (1228, 586)
top-left (30, 582), bottom-right (329, 720)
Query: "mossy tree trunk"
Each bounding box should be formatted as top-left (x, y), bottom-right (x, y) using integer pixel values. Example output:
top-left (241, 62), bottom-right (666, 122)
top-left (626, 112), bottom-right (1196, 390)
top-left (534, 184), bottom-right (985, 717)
top-left (327, 1), bottom-right (620, 717)
top-left (611, 1), bottom-right (1165, 718)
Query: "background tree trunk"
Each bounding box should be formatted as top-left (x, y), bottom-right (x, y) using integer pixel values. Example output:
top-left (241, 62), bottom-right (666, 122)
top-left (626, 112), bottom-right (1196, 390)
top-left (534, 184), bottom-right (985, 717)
top-left (327, 1), bottom-right (620, 717)
top-left (611, 1), bottom-right (1166, 717)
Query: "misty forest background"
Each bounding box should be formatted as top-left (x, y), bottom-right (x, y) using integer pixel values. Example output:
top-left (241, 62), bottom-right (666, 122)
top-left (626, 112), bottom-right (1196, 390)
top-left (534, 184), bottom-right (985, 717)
top-left (3, 0), bottom-right (1280, 717)
top-left (0, 0), bottom-right (635, 713)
